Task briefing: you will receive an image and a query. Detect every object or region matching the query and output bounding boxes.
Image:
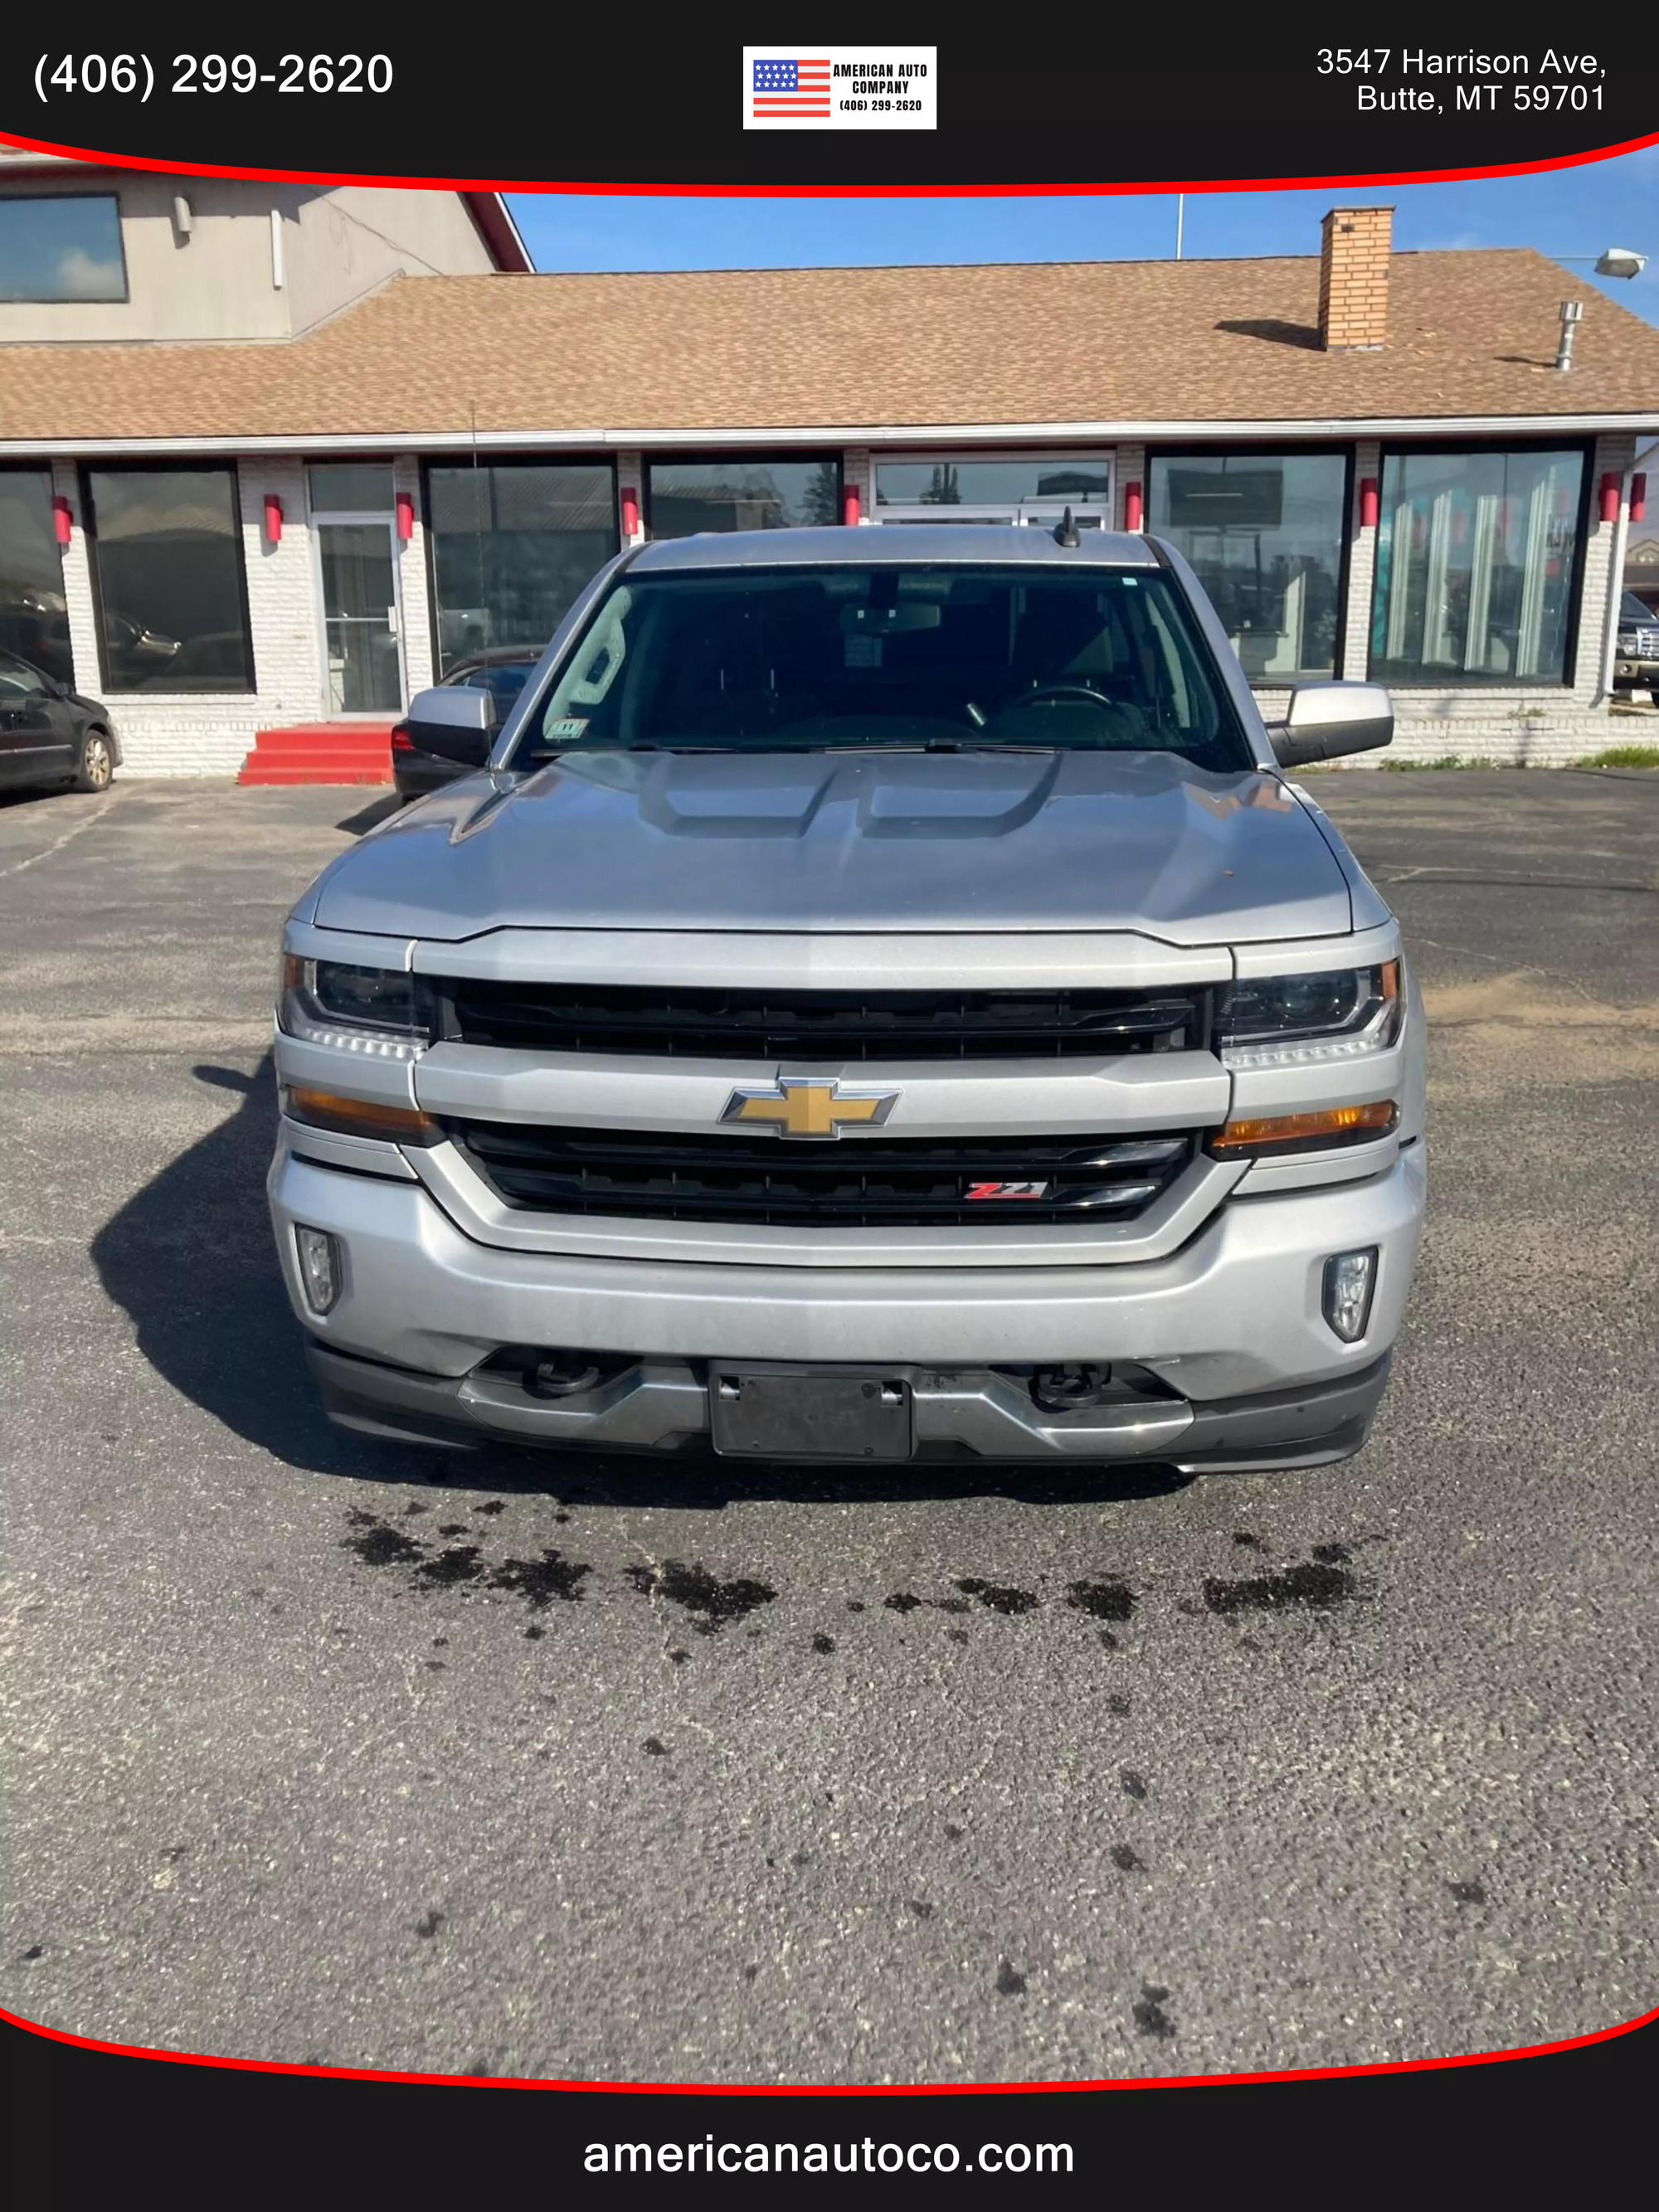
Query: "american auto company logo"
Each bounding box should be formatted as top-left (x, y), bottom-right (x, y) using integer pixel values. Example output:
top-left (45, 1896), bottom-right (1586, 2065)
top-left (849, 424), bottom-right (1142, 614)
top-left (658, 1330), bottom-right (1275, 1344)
top-left (742, 46), bottom-right (938, 129)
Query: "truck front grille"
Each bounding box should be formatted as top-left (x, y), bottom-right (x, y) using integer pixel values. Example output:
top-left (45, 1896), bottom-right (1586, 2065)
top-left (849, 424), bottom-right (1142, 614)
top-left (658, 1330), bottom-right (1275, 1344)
top-left (445, 1121), bottom-right (1194, 1228)
top-left (440, 981), bottom-right (1209, 1061)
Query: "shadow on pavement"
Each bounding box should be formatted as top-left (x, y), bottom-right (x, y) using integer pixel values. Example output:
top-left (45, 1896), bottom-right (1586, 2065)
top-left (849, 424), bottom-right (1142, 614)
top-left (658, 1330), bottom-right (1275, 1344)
top-left (336, 795), bottom-right (401, 834)
top-left (90, 1055), bottom-right (1193, 1510)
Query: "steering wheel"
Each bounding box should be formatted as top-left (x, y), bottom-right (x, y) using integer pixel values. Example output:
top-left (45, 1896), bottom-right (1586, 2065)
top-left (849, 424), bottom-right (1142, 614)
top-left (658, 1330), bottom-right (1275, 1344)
top-left (1022, 683), bottom-right (1115, 712)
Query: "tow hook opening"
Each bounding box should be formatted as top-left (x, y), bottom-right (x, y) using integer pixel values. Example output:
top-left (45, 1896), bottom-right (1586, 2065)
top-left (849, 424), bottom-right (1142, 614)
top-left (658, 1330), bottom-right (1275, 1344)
top-left (485, 1346), bottom-right (635, 1400)
top-left (1031, 1363), bottom-right (1115, 1412)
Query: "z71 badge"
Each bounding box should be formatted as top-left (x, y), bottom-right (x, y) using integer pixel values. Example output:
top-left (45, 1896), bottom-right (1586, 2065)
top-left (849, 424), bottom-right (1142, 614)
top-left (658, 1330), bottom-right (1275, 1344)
top-left (964, 1180), bottom-right (1050, 1200)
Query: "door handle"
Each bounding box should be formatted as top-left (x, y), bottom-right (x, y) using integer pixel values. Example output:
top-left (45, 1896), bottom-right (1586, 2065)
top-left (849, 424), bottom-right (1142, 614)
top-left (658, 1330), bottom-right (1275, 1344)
top-left (387, 606), bottom-right (400, 639)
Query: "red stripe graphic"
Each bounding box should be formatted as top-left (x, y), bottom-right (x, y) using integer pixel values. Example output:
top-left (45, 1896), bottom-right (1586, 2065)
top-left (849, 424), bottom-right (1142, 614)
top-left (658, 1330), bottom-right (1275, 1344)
top-left (5, 124), bottom-right (1657, 197)
top-left (2, 1998), bottom-right (1656, 2093)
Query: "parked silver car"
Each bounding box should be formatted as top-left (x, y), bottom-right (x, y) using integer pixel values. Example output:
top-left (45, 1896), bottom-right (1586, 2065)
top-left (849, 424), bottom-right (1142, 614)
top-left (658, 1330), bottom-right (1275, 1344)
top-left (269, 527), bottom-right (1424, 1472)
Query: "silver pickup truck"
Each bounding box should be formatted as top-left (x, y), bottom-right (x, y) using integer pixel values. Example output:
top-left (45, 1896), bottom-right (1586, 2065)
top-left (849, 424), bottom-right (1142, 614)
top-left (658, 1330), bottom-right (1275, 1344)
top-left (270, 527), bottom-right (1424, 1473)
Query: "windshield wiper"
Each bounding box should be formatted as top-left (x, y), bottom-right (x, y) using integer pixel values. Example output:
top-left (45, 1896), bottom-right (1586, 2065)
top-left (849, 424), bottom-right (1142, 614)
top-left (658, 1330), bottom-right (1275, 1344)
top-left (832, 739), bottom-right (1059, 756)
top-left (542, 739), bottom-right (1061, 758)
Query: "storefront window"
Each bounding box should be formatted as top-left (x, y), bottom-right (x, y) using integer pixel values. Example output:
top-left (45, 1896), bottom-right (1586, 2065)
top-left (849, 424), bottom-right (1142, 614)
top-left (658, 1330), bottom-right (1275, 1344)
top-left (85, 466), bottom-right (255, 693)
top-left (426, 461), bottom-right (616, 675)
top-left (1370, 447), bottom-right (1586, 685)
top-left (308, 464), bottom-right (395, 512)
top-left (0, 195), bottom-right (126, 303)
top-left (874, 456), bottom-right (1112, 514)
top-left (0, 469), bottom-right (72, 684)
top-left (646, 458), bottom-right (840, 536)
top-left (1148, 452), bottom-right (1346, 683)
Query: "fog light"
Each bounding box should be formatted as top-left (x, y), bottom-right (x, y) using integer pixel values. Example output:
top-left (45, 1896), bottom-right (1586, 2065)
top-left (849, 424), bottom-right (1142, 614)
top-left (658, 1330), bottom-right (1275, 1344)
top-left (1322, 1247), bottom-right (1377, 1343)
top-left (295, 1226), bottom-right (342, 1315)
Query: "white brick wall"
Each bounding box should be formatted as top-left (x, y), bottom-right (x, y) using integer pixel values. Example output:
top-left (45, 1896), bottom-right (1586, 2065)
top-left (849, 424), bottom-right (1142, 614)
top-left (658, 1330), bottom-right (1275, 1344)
top-left (1574, 429), bottom-right (1632, 699)
top-left (59, 456), bottom-right (449, 775)
top-left (53, 459), bottom-right (99, 711)
top-left (65, 459), bottom-right (319, 776)
top-left (393, 454), bottom-right (435, 694)
top-left (1341, 437), bottom-right (1382, 678)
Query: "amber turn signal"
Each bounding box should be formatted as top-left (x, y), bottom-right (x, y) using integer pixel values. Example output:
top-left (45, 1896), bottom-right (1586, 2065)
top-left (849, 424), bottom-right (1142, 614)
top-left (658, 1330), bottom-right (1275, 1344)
top-left (281, 1085), bottom-right (440, 1146)
top-left (1213, 1100), bottom-right (1398, 1154)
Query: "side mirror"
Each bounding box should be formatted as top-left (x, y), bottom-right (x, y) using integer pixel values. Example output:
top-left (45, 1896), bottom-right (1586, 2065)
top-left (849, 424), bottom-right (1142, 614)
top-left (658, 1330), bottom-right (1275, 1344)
top-left (1268, 681), bottom-right (1393, 769)
top-left (401, 685), bottom-right (496, 767)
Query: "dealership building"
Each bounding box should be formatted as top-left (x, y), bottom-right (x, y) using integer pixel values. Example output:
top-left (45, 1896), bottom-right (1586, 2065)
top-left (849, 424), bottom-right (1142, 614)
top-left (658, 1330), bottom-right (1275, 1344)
top-left (3, 164), bottom-right (1658, 776)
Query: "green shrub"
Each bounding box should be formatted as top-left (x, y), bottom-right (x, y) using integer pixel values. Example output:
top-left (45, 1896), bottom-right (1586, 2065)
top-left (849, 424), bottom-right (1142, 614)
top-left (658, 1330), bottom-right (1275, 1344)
top-left (1378, 754), bottom-right (1491, 771)
top-left (1581, 744), bottom-right (1659, 767)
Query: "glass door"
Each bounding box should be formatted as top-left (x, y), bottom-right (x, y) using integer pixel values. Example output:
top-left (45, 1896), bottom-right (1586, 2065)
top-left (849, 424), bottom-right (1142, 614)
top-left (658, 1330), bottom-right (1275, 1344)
top-left (317, 520), bottom-right (405, 714)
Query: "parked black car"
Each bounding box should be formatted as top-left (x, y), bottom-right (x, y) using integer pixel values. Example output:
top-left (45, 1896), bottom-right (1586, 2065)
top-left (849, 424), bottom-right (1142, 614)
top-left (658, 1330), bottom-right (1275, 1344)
top-left (0, 647), bottom-right (119, 795)
top-left (392, 649), bottom-right (540, 800)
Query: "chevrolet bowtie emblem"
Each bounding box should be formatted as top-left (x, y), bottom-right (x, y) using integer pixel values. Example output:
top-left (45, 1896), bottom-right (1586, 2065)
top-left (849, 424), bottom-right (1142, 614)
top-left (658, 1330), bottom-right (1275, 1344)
top-left (722, 1077), bottom-right (901, 1140)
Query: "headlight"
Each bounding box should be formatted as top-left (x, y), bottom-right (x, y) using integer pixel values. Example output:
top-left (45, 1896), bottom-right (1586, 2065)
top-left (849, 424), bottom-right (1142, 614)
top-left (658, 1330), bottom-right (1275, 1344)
top-left (278, 955), bottom-right (433, 1060)
top-left (1218, 960), bottom-right (1402, 1068)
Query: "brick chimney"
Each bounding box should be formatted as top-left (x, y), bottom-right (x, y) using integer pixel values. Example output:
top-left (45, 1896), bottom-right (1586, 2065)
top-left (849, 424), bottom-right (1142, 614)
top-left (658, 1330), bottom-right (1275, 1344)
top-left (1318, 206), bottom-right (1393, 351)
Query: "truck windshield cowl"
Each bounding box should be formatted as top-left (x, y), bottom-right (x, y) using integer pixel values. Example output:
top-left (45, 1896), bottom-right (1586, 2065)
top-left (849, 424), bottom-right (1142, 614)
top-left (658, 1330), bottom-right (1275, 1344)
top-left (511, 563), bottom-right (1253, 773)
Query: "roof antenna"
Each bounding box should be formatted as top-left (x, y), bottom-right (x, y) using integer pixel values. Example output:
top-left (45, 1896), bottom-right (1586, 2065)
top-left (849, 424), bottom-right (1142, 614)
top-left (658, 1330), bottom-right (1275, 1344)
top-left (1053, 505), bottom-right (1080, 548)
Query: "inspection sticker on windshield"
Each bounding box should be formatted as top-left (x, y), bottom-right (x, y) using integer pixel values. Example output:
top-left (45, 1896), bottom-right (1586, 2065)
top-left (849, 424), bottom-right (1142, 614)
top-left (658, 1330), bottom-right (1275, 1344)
top-left (545, 718), bottom-right (589, 741)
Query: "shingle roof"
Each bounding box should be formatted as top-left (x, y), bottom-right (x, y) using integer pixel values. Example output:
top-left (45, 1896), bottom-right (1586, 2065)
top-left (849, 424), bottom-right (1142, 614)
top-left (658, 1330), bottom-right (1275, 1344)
top-left (2, 248), bottom-right (1657, 443)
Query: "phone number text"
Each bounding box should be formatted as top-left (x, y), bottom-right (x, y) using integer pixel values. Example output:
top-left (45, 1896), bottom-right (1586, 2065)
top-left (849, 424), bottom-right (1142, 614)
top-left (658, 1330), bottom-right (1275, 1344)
top-left (33, 54), bottom-right (393, 101)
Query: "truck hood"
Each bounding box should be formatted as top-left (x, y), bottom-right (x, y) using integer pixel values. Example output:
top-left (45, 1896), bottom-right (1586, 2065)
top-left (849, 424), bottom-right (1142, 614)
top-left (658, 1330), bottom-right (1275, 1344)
top-left (313, 749), bottom-right (1354, 944)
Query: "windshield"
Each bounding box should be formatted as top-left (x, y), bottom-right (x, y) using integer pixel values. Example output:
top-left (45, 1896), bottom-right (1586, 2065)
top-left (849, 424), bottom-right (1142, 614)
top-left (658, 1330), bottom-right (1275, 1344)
top-left (1621, 592), bottom-right (1653, 626)
top-left (513, 563), bottom-right (1251, 771)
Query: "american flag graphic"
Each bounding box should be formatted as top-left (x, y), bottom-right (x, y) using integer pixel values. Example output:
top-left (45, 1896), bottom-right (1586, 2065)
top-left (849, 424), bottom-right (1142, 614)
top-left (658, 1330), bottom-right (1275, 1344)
top-left (751, 57), bottom-right (832, 117)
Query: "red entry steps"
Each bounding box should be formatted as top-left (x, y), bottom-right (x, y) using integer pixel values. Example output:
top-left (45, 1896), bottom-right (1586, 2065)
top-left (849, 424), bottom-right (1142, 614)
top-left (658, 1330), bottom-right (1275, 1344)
top-left (237, 722), bottom-right (396, 786)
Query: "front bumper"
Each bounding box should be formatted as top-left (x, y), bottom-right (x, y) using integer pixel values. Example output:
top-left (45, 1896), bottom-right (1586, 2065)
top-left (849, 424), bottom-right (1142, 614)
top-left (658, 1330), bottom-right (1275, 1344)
top-left (308, 1339), bottom-right (1392, 1472)
top-left (270, 1138), bottom-right (1423, 1467)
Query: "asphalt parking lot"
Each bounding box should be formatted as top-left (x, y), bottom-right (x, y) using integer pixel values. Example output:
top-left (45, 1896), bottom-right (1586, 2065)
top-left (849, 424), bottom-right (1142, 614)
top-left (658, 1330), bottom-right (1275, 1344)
top-left (1, 767), bottom-right (1654, 2083)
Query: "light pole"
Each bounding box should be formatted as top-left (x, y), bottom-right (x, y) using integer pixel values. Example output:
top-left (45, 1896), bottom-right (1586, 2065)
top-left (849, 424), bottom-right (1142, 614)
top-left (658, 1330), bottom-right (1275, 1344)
top-left (1553, 246), bottom-right (1648, 280)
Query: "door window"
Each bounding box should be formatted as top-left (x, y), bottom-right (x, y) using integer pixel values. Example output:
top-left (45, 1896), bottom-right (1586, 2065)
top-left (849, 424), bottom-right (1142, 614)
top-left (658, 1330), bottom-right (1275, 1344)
top-left (319, 523), bottom-right (402, 713)
top-left (0, 649), bottom-right (49, 697)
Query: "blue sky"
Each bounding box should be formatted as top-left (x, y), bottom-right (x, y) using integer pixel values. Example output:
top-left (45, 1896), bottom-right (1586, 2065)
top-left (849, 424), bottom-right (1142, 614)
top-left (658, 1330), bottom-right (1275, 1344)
top-left (508, 148), bottom-right (1659, 322)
